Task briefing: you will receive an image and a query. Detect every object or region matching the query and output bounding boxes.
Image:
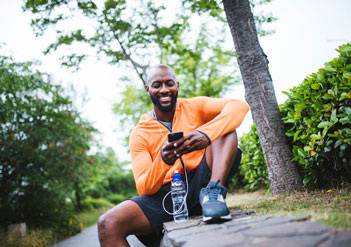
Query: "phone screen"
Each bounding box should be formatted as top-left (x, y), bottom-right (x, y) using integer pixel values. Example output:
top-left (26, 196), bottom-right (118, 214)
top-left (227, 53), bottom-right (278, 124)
top-left (168, 131), bottom-right (183, 142)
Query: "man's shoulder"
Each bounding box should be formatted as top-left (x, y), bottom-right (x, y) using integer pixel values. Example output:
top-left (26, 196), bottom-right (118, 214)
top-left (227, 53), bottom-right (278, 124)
top-left (132, 113), bottom-right (153, 131)
top-left (130, 113), bottom-right (155, 139)
top-left (178, 96), bottom-right (210, 107)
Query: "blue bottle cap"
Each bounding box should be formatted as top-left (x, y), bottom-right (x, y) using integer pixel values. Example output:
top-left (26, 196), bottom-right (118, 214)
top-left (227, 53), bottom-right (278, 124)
top-left (173, 170), bottom-right (181, 181)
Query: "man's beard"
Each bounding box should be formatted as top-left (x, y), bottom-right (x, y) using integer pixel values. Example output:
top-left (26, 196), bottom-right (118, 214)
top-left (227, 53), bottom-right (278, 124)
top-left (149, 92), bottom-right (178, 112)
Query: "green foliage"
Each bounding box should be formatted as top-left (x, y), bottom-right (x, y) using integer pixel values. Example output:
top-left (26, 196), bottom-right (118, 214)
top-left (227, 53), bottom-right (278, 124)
top-left (280, 43), bottom-right (351, 188)
top-left (0, 226), bottom-right (55, 247)
top-left (82, 197), bottom-right (114, 211)
top-left (105, 193), bottom-right (127, 205)
top-left (77, 207), bottom-right (110, 229)
top-left (23, 0), bottom-right (275, 145)
top-left (0, 55), bottom-right (94, 235)
top-left (238, 124), bottom-right (269, 189)
top-left (238, 44), bottom-right (351, 189)
top-left (181, 0), bottom-right (276, 36)
top-left (82, 148), bottom-right (137, 200)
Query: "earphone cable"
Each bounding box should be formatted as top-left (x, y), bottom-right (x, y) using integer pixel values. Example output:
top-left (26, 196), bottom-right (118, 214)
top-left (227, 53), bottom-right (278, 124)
top-left (162, 156), bottom-right (188, 215)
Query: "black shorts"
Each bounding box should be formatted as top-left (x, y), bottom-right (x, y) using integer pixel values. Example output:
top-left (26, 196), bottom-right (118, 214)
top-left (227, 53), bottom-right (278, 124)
top-left (129, 149), bottom-right (242, 246)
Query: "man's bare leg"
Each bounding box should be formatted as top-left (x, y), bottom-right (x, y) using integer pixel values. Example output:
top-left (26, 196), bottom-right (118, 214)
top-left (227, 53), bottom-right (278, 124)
top-left (98, 200), bottom-right (154, 247)
top-left (205, 130), bottom-right (238, 185)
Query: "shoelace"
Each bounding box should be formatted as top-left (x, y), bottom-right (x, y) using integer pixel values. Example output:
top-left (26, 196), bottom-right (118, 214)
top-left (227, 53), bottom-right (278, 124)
top-left (206, 180), bottom-right (228, 201)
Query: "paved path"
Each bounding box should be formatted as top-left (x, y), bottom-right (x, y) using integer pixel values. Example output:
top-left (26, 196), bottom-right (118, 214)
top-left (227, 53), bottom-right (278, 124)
top-left (52, 224), bottom-right (145, 247)
top-left (161, 210), bottom-right (351, 247)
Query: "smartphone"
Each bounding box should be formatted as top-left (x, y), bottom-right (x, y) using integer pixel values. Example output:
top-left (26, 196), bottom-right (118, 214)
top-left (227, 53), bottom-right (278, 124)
top-left (168, 131), bottom-right (183, 142)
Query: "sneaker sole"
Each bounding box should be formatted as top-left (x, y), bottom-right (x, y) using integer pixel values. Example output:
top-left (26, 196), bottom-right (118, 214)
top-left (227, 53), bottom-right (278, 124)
top-left (203, 213), bottom-right (232, 223)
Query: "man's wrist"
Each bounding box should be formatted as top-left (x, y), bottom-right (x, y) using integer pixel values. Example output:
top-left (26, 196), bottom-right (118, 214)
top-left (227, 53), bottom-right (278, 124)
top-left (160, 148), bottom-right (174, 166)
top-left (196, 130), bottom-right (211, 145)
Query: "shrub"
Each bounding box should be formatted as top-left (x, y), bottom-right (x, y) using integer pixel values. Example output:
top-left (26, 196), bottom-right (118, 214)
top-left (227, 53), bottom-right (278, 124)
top-left (237, 43), bottom-right (351, 189)
top-left (238, 124), bottom-right (269, 189)
top-left (0, 55), bottom-right (95, 237)
top-left (0, 227), bottom-right (55, 247)
top-left (280, 43), bottom-right (351, 187)
top-left (105, 193), bottom-right (128, 205)
top-left (82, 197), bottom-right (113, 211)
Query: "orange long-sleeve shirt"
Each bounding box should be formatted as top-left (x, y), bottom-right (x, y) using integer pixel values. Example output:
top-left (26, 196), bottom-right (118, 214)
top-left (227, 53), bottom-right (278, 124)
top-left (129, 97), bottom-right (249, 196)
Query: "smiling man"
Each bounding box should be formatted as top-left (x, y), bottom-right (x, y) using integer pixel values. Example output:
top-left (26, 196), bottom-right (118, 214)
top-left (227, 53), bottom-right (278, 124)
top-left (98, 64), bottom-right (249, 247)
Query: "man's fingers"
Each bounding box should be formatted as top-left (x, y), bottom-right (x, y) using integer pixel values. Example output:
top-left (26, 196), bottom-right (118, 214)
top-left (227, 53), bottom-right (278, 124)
top-left (163, 142), bottom-right (176, 150)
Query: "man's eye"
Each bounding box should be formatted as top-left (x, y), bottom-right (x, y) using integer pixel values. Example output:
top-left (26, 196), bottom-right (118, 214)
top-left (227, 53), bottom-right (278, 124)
top-left (167, 81), bottom-right (175, 86)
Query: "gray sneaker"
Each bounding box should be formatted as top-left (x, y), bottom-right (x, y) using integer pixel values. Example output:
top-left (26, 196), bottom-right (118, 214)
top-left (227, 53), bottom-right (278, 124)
top-left (199, 180), bottom-right (232, 222)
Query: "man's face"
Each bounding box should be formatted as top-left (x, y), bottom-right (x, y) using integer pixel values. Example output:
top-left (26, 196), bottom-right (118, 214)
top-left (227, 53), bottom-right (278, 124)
top-left (146, 66), bottom-right (179, 112)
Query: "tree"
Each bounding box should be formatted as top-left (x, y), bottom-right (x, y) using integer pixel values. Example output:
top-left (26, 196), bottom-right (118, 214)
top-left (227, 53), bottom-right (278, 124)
top-left (0, 55), bottom-right (96, 227)
top-left (22, 0), bottom-right (292, 194)
top-left (23, 0), bottom-right (244, 143)
top-left (222, 0), bottom-right (302, 193)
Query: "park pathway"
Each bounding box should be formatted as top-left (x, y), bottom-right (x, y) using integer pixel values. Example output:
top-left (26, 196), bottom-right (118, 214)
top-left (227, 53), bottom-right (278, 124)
top-left (52, 224), bottom-right (145, 247)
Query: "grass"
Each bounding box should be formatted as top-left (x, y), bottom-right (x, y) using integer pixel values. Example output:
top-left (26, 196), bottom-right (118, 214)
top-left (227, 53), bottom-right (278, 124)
top-left (227, 184), bottom-right (351, 229)
top-left (77, 206), bottom-right (111, 229)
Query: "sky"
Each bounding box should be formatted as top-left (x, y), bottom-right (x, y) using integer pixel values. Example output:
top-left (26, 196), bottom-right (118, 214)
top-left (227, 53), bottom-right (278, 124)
top-left (1, 0), bottom-right (350, 162)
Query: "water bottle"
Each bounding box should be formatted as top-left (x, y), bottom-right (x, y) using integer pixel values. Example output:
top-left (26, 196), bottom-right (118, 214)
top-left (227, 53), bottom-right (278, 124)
top-left (171, 170), bottom-right (189, 222)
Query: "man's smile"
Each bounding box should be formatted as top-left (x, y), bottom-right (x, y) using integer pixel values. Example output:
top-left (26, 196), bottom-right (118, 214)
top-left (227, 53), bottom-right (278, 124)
top-left (159, 95), bottom-right (172, 104)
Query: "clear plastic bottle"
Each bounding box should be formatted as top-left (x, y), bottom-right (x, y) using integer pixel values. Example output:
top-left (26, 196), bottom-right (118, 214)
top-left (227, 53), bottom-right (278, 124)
top-left (171, 170), bottom-right (189, 222)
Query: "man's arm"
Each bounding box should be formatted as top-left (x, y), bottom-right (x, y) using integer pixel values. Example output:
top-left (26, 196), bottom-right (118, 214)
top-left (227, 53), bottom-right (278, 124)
top-left (196, 97), bottom-right (249, 142)
top-left (167, 97), bottom-right (249, 157)
top-left (162, 131), bottom-right (210, 162)
top-left (129, 131), bottom-right (172, 196)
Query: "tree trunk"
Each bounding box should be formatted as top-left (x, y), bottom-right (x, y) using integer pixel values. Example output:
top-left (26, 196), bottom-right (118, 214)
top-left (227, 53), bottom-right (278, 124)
top-left (75, 181), bottom-right (82, 212)
top-left (223, 0), bottom-right (302, 194)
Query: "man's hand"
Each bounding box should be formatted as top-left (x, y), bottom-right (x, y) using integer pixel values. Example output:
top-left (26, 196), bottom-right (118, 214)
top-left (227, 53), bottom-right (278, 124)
top-left (161, 131), bottom-right (210, 165)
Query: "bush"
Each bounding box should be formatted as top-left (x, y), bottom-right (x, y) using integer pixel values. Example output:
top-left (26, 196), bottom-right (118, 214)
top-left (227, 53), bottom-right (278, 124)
top-left (238, 43), bottom-right (351, 190)
top-left (0, 227), bottom-right (55, 247)
top-left (280, 43), bottom-right (351, 187)
top-left (82, 197), bottom-right (113, 211)
top-left (105, 193), bottom-right (129, 205)
top-left (0, 55), bottom-right (95, 237)
top-left (238, 124), bottom-right (269, 189)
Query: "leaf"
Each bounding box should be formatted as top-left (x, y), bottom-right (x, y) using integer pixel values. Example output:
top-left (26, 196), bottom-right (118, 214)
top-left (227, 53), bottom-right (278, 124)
top-left (311, 83), bottom-right (320, 90)
top-left (322, 127), bottom-right (329, 138)
top-left (293, 129), bottom-right (302, 142)
top-left (340, 116), bottom-right (351, 125)
top-left (297, 147), bottom-right (307, 157)
top-left (310, 133), bottom-right (322, 140)
top-left (317, 121), bottom-right (331, 128)
top-left (303, 176), bottom-right (311, 185)
top-left (334, 139), bottom-right (343, 148)
top-left (330, 109), bottom-right (337, 123)
top-left (294, 111), bottom-right (302, 119)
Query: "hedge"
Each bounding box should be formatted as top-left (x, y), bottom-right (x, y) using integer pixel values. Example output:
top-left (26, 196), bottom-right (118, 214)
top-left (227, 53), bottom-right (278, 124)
top-left (238, 43), bottom-right (351, 189)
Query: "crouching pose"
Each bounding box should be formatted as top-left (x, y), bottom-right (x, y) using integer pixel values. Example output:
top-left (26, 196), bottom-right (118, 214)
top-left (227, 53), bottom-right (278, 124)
top-left (98, 65), bottom-right (249, 246)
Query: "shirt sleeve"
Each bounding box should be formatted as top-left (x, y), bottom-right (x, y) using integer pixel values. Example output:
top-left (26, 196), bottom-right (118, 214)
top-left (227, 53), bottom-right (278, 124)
top-left (129, 130), bottom-right (171, 196)
top-left (195, 97), bottom-right (249, 142)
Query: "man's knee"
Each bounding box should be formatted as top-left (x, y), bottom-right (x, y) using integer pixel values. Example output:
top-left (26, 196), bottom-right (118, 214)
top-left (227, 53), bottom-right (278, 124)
top-left (224, 130), bottom-right (238, 145)
top-left (212, 130), bottom-right (238, 151)
top-left (98, 207), bottom-right (126, 238)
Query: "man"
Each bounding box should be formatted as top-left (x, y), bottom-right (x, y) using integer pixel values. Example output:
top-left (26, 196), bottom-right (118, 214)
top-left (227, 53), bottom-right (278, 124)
top-left (98, 65), bottom-right (249, 246)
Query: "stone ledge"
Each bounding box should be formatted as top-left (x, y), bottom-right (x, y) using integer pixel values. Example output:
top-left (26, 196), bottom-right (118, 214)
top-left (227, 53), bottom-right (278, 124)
top-left (161, 210), bottom-right (351, 247)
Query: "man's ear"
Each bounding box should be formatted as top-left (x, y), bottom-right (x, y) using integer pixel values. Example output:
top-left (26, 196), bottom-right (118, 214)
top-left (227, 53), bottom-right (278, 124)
top-left (176, 81), bottom-right (179, 89)
top-left (145, 85), bottom-right (149, 94)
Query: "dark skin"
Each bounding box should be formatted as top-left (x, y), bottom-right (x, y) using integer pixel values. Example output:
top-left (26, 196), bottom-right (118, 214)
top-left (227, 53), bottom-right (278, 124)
top-left (98, 64), bottom-right (238, 247)
top-left (145, 65), bottom-right (211, 165)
